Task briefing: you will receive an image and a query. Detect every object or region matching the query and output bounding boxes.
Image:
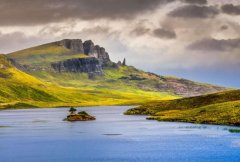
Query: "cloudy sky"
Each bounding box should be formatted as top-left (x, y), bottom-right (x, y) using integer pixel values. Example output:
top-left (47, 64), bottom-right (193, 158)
top-left (0, 0), bottom-right (240, 87)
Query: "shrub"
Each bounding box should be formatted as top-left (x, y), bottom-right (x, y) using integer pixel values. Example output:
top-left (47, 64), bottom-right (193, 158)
top-left (69, 107), bottom-right (77, 113)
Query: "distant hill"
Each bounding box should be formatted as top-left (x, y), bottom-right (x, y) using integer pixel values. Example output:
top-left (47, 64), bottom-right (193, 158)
top-left (125, 90), bottom-right (240, 126)
top-left (7, 39), bottom-right (226, 99)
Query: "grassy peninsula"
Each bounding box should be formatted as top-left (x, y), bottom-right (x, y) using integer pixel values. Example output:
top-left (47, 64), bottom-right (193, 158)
top-left (125, 90), bottom-right (240, 126)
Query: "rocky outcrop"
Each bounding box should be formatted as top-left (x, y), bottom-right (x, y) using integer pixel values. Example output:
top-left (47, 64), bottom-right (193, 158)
top-left (83, 40), bottom-right (96, 57)
top-left (59, 39), bottom-right (84, 53)
top-left (58, 39), bottom-right (110, 66)
top-left (83, 40), bottom-right (110, 65)
top-left (154, 78), bottom-right (226, 97)
top-left (51, 57), bottom-right (103, 75)
top-left (65, 111), bottom-right (96, 121)
top-left (51, 39), bottom-right (113, 76)
top-left (122, 58), bottom-right (126, 66)
top-left (117, 61), bottom-right (122, 66)
top-left (94, 45), bottom-right (110, 65)
top-left (9, 58), bottom-right (31, 71)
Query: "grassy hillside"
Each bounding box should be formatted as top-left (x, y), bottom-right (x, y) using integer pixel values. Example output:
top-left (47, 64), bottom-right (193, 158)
top-left (0, 54), bottom-right (176, 109)
top-left (0, 54), bottom-right (60, 108)
top-left (2, 40), bottom-right (229, 109)
top-left (125, 90), bottom-right (240, 126)
top-left (7, 41), bottom-right (225, 98)
top-left (8, 42), bottom-right (90, 70)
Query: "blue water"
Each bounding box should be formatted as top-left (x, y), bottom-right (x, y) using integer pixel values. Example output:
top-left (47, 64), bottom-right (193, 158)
top-left (0, 106), bottom-right (240, 162)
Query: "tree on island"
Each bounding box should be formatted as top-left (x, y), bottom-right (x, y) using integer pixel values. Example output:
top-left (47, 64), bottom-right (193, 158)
top-left (69, 107), bottom-right (77, 114)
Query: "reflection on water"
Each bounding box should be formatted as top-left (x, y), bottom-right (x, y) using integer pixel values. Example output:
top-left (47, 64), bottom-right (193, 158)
top-left (0, 106), bottom-right (240, 162)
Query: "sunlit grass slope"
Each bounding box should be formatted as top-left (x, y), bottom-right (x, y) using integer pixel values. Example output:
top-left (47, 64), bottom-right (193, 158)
top-left (29, 65), bottom-right (174, 94)
top-left (27, 65), bottom-right (178, 106)
top-left (8, 42), bottom-right (90, 68)
top-left (8, 41), bottom-right (226, 97)
top-left (125, 90), bottom-right (240, 126)
top-left (4, 41), bottom-right (227, 109)
top-left (0, 54), bottom-right (176, 109)
top-left (0, 54), bottom-right (60, 108)
top-left (7, 42), bottom-right (180, 101)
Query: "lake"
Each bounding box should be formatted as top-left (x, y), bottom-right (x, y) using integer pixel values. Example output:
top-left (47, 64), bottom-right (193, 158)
top-left (0, 106), bottom-right (240, 162)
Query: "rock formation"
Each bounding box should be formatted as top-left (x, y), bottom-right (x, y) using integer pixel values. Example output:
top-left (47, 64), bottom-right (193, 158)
top-left (9, 58), bottom-right (30, 71)
top-left (59, 39), bottom-right (84, 53)
top-left (117, 61), bottom-right (122, 66)
top-left (94, 45), bottom-right (110, 65)
top-left (58, 39), bottom-right (110, 66)
top-left (83, 40), bottom-right (96, 57)
top-left (51, 57), bottom-right (103, 75)
top-left (10, 38), bottom-right (122, 77)
top-left (122, 58), bottom-right (126, 66)
top-left (52, 39), bottom-right (113, 76)
top-left (65, 111), bottom-right (96, 121)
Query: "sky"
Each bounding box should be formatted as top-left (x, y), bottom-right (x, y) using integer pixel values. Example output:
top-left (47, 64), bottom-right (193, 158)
top-left (0, 0), bottom-right (240, 88)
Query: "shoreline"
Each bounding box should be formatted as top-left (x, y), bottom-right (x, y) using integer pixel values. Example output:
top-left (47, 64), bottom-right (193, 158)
top-left (125, 112), bottom-right (240, 127)
top-left (1, 105), bottom-right (239, 128)
top-left (0, 104), bottom-right (136, 111)
top-left (145, 116), bottom-right (240, 127)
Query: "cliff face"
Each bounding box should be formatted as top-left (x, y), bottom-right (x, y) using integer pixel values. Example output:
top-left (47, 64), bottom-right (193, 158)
top-left (59, 39), bottom-right (84, 53)
top-left (58, 39), bottom-right (110, 65)
top-left (83, 40), bottom-right (96, 56)
top-left (94, 45), bottom-right (110, 65)
top-left (7, 39), bottom-right (114, 77)
top-left (51, 57), bottom-right (103, 75)
top-left (51, 39), bottom-right (112, 76)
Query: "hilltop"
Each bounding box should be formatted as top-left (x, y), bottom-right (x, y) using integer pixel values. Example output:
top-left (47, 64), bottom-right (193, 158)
top-left (125, 90), bottom-right (240, 126)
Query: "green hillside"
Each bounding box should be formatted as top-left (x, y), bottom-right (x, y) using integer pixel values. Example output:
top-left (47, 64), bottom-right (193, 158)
top-left (1, 39), bottom-right (228, 109)
top-left (0, 54), bottom-right (59, 108)
top-left (7, 40), bottom-right (225, 98)
top-left (125, 90), bottom-right (240, 126)
top-left (0, 54), bottom-right (175, 109)
top-left (8, 42), bottom-right (90, 70)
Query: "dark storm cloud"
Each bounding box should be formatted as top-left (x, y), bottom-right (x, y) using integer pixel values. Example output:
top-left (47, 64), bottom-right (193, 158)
top-left (220, 25), bottom-right (228, 31)
top-left (221, 4), bottom-right (240, 15)
top-left (153, 28), bottom-right (176, 39)
top-left (168, 5), bottom-right (219, 18)
top-left (0, 32), bottom-right (45, 53)
top-left (0, 0), bottom-right (175, 26)
top-left (187, 38), bottom-right (240, 51)
top-left (130, 26), bottom-right (151, 37)
top-left (182, 0), bottom-right (207, 5)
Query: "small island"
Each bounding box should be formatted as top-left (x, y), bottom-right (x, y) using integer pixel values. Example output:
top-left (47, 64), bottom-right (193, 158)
top-left (65, 107), bottom-right (96, 121)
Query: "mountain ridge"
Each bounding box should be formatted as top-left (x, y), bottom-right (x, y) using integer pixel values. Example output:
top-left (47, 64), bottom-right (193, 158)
top-left (0, 38), bottom-right (228, 108)
top-left (7, 39), bottom-right (226, 97)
